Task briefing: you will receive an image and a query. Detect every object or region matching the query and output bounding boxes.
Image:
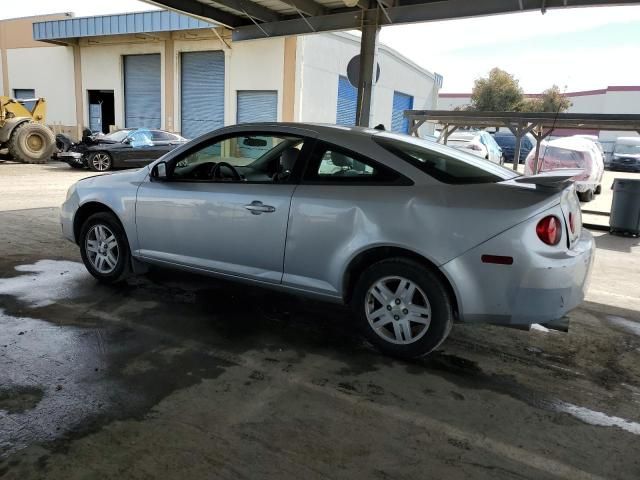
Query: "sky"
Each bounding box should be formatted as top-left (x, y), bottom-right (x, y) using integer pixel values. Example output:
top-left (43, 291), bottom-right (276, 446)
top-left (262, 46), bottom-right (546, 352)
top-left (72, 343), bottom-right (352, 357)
top-left (2, 1), bottom-right (639, 94)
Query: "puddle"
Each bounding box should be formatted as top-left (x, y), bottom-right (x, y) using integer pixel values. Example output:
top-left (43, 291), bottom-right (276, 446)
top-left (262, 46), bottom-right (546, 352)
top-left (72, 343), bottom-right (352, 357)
top-left (553, 401), bottom-right (640, 435)
top-left (0, 260), bottom-right (92, 308)
top-left (0, 386), bottom-right (44, 414)
top-left (606, 316), bottom-right (640, 337)
top-left (0, 305), bottom-right (231, 459)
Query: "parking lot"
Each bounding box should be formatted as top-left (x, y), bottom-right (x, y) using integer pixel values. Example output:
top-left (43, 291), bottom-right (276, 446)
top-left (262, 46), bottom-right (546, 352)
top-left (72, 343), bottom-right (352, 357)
top-left (1, 161), bottom-right (639, 479)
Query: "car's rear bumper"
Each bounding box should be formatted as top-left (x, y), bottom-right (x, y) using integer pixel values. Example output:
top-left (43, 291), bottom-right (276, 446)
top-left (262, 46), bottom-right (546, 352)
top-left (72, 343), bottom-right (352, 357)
top-left (442, 226), bottom-right (595, 326)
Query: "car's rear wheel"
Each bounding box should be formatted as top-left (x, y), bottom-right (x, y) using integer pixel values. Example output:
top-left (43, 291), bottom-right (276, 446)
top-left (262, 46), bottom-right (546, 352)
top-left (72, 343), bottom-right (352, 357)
top-left (88, 152), bottom-right (113, 172)
top-left (352, 258), bottom-right (453, 358)
top-left (595, 184), bottom-right (602, 195)
top-left (79, 212), bottom-right (130, 284)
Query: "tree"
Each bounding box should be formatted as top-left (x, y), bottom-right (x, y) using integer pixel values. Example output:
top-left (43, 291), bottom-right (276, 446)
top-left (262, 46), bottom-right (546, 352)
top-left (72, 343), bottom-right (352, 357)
top-left (523, 85), bottom-right (572, 113)
top-left (542, 85), bottom-right (572, 112)
top-left (469, 68), bottom-right (524, 112)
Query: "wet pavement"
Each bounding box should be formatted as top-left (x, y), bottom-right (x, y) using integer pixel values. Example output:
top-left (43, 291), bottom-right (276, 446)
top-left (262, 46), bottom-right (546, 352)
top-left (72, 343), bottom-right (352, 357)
top-left (1, 204), bottom-right (640, 479)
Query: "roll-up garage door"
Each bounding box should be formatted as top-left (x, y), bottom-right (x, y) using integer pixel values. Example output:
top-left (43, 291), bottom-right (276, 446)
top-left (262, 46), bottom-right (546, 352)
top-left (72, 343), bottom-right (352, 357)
top-left (236, 90), bottom-right (277, 123)
top-left (336, 75), bottom-right (357, 126)
top-left (391, 91), bottom-right (414, 134)
top-left (124, 54), bottom-right (161, 129)
top-left (181, 51), bottom-right (225, 139)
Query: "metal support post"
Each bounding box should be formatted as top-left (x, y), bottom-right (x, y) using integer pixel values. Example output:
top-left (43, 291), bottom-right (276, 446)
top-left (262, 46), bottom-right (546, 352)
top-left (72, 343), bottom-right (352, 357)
top-left (355, 12), bottom-right (380, 127)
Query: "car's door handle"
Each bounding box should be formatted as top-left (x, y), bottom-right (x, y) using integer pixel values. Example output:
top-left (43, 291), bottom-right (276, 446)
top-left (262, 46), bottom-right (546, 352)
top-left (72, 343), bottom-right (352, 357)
top-left (244, 201), bottom-right (276, 215)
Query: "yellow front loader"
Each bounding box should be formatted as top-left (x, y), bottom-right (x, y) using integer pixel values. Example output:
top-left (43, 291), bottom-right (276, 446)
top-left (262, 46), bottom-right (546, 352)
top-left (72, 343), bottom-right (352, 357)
top-left (0, 96), bottom-right (55, 163)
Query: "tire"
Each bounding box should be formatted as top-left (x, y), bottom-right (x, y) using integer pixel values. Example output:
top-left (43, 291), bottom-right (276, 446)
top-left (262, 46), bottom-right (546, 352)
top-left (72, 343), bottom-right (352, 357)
top-left (69, 162), bottom-right (85, 169)
top-left (88, 151), bottom-right (113, 172)
top-left (8, 122), bottom-right (55, 164)
top-left (351, 258), bottom-right (454, 359)
top-left (79, 212), bottom-right (131, 284)
top-left (595, 184), bottom-right (602, 195)
top-left (578, 189), bottom-right (594, 202)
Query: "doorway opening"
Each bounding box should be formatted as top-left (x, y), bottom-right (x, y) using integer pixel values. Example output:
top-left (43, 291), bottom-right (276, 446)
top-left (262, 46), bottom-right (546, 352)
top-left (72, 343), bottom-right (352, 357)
top-left (87, 90), bottom-right (115, 134)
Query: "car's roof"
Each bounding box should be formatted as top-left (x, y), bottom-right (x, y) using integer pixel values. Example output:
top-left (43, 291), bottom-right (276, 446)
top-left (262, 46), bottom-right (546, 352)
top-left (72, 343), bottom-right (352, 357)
top-left (615, 136), bottom-right (640, 145)
top-left (544, 136), bottom-right (595, 152)
top-left (229, 122), bottom-right (382, 138)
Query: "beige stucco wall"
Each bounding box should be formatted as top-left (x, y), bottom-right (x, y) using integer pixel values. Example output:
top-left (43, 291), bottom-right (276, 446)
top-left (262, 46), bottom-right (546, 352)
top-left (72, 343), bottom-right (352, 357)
top-left (7, 46), bottom-right (76, 126)
top-left (79, 38), bottom-right (165, 130)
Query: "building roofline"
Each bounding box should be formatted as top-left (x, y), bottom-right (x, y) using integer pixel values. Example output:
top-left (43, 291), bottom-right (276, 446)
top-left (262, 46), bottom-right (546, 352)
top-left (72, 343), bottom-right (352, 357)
top-left (330, 31), bottom-right (437, 82)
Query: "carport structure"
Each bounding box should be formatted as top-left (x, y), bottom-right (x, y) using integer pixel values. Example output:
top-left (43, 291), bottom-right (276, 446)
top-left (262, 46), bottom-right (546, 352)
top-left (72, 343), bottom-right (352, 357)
top-left (146, 0), bottom-right (640, 128)
top-left (404, 110), bottom-right (640, 172)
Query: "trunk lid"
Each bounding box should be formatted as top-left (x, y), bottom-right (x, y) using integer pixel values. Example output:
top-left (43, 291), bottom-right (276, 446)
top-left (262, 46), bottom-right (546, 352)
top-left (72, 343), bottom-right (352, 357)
top-left (510, 170), bottom-right (582, 249)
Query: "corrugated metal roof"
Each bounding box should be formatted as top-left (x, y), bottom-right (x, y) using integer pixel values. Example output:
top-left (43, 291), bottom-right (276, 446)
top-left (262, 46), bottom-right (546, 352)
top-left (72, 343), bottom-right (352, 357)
top-left (33, 10), bottom-right (216, 42)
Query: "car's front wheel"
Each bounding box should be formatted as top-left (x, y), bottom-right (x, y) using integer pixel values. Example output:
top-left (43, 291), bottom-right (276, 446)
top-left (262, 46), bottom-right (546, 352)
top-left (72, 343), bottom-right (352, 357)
top-left (88, 152), bottom-right (113, 172)
top-left (352, 258), bottom-right (453, 358)
top-left (79, 212), bottom-right (130, 284)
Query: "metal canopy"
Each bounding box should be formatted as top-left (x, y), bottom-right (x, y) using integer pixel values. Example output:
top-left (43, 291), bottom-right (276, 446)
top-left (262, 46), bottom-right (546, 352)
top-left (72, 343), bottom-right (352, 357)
top-left (404, 110), bottom-right (640, 173)
top-left (144, 0), bottom-right (640, 128)
top-left (405, 110), bottom-right (640, 133)
top-left (145, 0), bottom-right (640, 41)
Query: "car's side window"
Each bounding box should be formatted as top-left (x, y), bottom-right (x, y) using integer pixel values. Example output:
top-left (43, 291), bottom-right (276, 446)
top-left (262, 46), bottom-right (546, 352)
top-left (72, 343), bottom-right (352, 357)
top-left (169, 133), bottom-right (306, 184)
top-left (304, 143), bottom-right (407, 185)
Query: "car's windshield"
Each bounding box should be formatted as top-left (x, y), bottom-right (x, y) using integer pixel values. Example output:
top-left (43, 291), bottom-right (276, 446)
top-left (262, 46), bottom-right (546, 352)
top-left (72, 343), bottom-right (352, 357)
top-left (376, 132), bottom-right (519, 184)
top-left (103, 130), bottom-right (131, 142)
top-left (614, 143), bottom-right (640, 155)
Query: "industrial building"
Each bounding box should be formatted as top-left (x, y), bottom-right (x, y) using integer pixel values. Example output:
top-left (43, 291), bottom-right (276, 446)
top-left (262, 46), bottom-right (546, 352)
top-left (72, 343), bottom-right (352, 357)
top-left (0, 11), bottom-right (440, 140)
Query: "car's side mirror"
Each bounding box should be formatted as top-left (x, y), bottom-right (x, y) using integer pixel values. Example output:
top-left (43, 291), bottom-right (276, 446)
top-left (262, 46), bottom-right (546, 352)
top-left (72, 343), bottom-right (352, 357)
top-left (123, 137), bottom-right (132, 144)
top-left (151, 161), bottom-right (168, 181)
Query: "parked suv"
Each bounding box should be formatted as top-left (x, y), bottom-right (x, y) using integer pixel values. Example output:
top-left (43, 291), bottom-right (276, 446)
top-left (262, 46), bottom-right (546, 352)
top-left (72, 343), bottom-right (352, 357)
top-left (493, 131), bottom-right (535, 165)
top-left (610, 137), bottom-right (640, 172)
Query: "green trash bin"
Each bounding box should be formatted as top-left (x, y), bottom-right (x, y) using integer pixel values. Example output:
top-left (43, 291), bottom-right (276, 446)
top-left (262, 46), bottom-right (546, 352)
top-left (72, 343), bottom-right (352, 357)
top-left (610, 178), bottom-right (640, 236)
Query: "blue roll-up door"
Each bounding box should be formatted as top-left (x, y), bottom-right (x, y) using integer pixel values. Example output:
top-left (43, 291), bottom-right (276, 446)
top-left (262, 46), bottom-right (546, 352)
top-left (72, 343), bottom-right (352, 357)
top-left (336, 75), bottom-right (357, 126)
top-left (181, 51), bottom-right (225, 139)
top-left (236, 90), bottom-right (277, 123)
top-left (237, 91), bottom-right (278, 158)
top-left (391, 91), bottom-right (414, 134)
top-left (124, 54), bottom-right (161, 129)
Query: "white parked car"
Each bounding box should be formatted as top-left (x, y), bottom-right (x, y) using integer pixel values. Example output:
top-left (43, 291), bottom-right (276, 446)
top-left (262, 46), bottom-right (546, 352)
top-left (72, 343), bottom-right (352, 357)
top-left (442, 131), bottom-right (503, 164)
top-left (524, 137), bottom-right (604, 202)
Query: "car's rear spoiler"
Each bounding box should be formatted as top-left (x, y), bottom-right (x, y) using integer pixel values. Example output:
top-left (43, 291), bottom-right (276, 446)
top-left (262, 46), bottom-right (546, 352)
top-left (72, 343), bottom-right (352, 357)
top-left (513, 169), bottom-right (583, 190)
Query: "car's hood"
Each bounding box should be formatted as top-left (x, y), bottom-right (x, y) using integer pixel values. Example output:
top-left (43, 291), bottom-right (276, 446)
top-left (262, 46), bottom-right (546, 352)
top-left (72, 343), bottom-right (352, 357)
top-left (77, 167), bottom-right (148, 187)
top-left (613, 153), bottom-right (640, 159)
top-left (87, 141), bottom-right (121, 150)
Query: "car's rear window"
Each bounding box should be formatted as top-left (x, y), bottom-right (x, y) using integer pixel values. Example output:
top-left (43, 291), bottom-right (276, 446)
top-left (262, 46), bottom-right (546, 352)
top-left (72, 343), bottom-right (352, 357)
top-left (375, 133), bottom-right (519, 184)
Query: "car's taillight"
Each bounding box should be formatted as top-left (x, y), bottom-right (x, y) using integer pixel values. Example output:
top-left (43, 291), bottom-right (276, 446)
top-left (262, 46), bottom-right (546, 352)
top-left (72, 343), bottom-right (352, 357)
top-left (536, 215), bottom-right (562, 245)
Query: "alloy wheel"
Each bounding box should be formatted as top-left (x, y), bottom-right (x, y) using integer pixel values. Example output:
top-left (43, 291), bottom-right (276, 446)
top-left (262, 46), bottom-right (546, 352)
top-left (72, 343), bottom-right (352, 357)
top-left (91, 153), bottom-right (111, 171)
top-left (85, 224), bottom-right (119, 274)
top-left (365, 276), bottom-right (431, 345)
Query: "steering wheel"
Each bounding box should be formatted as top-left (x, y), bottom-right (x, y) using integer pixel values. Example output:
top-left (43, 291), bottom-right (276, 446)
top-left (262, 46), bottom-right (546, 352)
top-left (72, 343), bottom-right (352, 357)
top-left (212, 162), bottom-right (242, 182)
top-left (190, 162), bottom-right (217, 180)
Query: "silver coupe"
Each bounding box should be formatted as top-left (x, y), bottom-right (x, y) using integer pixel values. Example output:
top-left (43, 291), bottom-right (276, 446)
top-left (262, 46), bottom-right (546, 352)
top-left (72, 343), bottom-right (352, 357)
top-left (61, 123), bottom-right (594, 358)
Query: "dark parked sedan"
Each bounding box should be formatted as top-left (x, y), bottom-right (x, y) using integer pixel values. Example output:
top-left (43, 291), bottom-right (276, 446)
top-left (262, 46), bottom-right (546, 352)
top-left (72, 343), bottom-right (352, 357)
top-left (84, 129), bottom-right (188, 171)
